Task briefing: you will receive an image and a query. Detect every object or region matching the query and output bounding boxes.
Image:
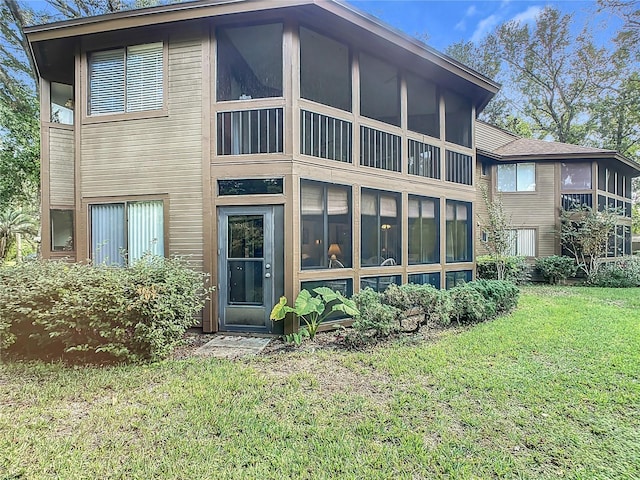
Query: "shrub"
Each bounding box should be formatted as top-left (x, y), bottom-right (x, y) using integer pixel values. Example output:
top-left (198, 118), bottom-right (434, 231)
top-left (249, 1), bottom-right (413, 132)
top-left (449, 284), bottom-right (493, 324)
top-left (0, 255), bottom-right (211, 363)
top-left (383, 283), bottom-right (453, 329)
top-left (477, 255), bottom-right (529, 284)
top-left (347, 288), bottom-right (401, 345)
top-left (589, 256), bottom-right (640, 287)
top-left (535, 255), bottom-right (577, 284)
top-left (466, 280), bottom-right (519, 314)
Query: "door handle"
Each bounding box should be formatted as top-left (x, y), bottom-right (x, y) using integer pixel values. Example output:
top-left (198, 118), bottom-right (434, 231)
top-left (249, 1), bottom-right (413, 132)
top-left (265, 272), bottom-right (271, 278)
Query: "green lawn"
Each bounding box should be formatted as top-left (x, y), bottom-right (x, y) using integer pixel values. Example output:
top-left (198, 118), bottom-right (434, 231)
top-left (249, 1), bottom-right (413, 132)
top-left (1, 286), bottom-right (639, 479)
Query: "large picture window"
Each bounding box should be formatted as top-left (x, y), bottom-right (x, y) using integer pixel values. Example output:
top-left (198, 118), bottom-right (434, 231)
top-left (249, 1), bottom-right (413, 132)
top-left (217, 23), bottom-right (283, 101)
top-left (90, 200), bottom-right (164, 266)
top-left (361, 190), bottom-right (401, 267)
top-left (300, 27), bottom-right (351, 112)
top-left (446, 200), bottom-right (472, 263)
top-left (359, 53), bottom-right (400, 127)
top-left (89, 43), bottom-right (163, 115)
top-left (301, 181), bottom-right (352, 269)
top-left (408, 196), bottom-right (439, 264)
top-left (497, 163), bottom-right (536, 192)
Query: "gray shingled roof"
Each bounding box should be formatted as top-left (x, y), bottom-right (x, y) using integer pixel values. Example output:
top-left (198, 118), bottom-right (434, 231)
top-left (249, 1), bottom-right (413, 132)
top-left (493, 137), bottom-right (616, 157)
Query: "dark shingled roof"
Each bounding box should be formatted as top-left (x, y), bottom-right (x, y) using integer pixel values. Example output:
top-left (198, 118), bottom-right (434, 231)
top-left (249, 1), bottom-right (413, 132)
top-left (494, 137), bottom-right (616, 157)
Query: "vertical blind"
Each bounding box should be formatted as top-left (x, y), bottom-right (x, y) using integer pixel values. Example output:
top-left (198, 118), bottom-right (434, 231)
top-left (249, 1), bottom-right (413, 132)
top-left (91, 203), bottom-right (126, 265)
top-left (91, 201), bottom-right (164, 265)
top-left (89, 43), bottom-right (163, 115)
top-left (128, 201), bottom-right (164, 263)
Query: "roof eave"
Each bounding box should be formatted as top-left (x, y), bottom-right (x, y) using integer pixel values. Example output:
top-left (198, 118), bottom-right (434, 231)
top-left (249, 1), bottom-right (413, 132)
top-left (478, 149), bottom-right (640, 174)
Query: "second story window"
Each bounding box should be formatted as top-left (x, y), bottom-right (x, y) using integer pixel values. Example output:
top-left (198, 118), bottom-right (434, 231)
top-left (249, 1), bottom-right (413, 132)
top-left (497, 163), bottom-right (535, 192)
top-left (51, 82), bottom-right (74, 124)
top-left (561, 162), bottom-right (591, 190)
top-left (217, 23), bottom-right (283, 101)
top-left (88, 43), bottom-right (163, 116)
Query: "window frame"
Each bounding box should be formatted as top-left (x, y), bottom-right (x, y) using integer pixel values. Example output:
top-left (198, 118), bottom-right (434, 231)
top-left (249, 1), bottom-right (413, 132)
top-left (445, 199), bottom-right (473, 263)
top-left (496, 162), bottom-right (537, 192)
top-left (300, 180), bottom-right (352, 270)
top-left (408, 195), bottom-right (440, 265)
top-left (507, 228), bottom-right (537, 257)
top-left (360, 188), bottom-right (402, 267)
top-left (86, 195), bottom-right (169, 265)
top-left (83, 39), bottom-right (168, 124)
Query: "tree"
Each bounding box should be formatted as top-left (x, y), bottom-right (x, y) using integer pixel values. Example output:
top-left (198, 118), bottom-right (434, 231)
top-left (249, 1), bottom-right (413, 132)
top-left (494, 7), bottom-right (610, 144)
top-left (598, 0), bottom-right (640, 55)
top-left (477, 185), bottom-right (512, 280)
top-left (0, 206), bottom-right (37, 261)
top-left (445, 37), bottom-right (510, 127)
top-left (559, 206), bottom-right (620, 279)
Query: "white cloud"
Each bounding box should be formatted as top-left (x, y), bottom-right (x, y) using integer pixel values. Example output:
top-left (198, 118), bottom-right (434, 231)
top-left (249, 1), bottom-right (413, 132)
top-left (455, 19), bottom-right (466, 31)
top-left (510, 6), bottom-right (543, 25)
top-left (471, 14), bottom-right (500, 43)
top-left (466, 5), bottom-right (477, 17)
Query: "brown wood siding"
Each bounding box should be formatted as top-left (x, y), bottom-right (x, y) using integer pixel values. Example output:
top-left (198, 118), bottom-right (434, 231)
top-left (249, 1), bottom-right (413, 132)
top-left (475, 159), bottom-right (490, 256)
top-left (476, 122), bottom-right (516, 152)
top-left (500, 162), bottom-right (557, 257)
top-left (80, 35), bottom-right (203, 268)
top-left (49, 127), bottom-right (75, 206)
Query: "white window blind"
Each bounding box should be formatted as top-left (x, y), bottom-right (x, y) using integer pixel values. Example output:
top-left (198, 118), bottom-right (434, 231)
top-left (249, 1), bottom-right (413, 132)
top-left (508, 229), bottom-right (536, 256)
top-left (301, 184), bottom-right (324, 215)
top-left (89, 49), bottom-right (125, 115)
top-left (89, 43), bottom-right (163, 116)
top-left (126, 43), bottom-right (163, 112)
top-left (128, 201), bottom-right (164, 263)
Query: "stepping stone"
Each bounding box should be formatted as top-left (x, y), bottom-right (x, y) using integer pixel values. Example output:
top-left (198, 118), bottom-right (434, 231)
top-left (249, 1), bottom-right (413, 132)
top-left (195, 335), bottom-right (271, 359)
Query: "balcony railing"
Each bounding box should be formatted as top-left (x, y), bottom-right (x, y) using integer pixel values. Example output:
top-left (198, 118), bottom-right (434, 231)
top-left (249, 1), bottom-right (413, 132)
top-left (561, 193), bottom-right (592, 211)
top-left (217, 108), bottom-right (283, 155)
top-left (445, 150), bottom-right (472, 185)
top-left (408, 140), bottom-right (440, 179)
top-left (300, 110), bottom-right (352, 163)
top-left (360, 126), bottom-right (401, 172)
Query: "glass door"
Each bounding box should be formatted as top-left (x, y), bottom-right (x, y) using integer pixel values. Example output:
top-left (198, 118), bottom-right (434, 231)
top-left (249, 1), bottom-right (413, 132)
top-left (218, 206), bottom-right (278, 332)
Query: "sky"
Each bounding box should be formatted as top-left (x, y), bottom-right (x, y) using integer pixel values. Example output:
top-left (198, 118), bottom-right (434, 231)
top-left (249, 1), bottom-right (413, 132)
top-left (348, 0), bottom-right (621, 51)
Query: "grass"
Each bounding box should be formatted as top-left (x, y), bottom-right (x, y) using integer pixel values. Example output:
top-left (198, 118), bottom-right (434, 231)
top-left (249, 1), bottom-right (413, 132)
top-left (1, 286), bottom-right (639, 479)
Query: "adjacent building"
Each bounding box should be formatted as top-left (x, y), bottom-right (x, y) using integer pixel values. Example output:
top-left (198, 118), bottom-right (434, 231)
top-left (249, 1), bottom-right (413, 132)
top-left (26, 0), bottom-right (638, 334)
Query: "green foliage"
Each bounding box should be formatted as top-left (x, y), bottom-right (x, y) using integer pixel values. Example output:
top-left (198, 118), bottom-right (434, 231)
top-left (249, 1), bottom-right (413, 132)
top-left (560, 206), bottom-right (620, 279)
top-left (0, 255), bottom-right (211, 363)
top-left (477, 185), bottom-right (513, 281)
top-left (466, 279), bottom-right (520, 314)
top-left (535, 255), bottom-right (578, 284)
top-left (347, 288), bottom-right (401, 345)
top-left (270, 287), bottom-right (359, 340)
top-left (449, 280), bottom-right (520, 324)
top-left (382, 283), bottom-right (453, 328)
top-left (449, 284), bottom-right (492, 324)
top-left (476, 255), bottom-right (529, 284)
top-left (0, 206), bottom-right (37, 261)
top-left (589, 256), bottom-right (640, 287)
top-left (283, 328), bottom-right (309, 347)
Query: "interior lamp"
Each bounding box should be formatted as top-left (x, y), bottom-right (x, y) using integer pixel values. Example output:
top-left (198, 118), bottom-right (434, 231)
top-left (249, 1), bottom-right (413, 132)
top-left (327, 243), bottom-right (342, 260)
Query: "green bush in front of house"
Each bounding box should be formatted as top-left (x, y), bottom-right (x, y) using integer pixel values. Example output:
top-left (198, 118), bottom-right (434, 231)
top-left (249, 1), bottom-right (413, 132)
top-left (588, 256), bottom-right (640, 288)
top-left (535, 255), bottom-right (578, 284)
top-left (346, 280), bottom-right (518, 345)
top-left (476, 255), bottom-right (530, 284)
top-left (0, 255), bottom-right (211, 363)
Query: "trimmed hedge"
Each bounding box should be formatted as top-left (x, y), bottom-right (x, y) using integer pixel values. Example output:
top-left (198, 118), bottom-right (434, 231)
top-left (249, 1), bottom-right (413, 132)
top-left (347, 280), bottom-right (518, 345)
top-left (535, 255), bottom-right (577, 284)
top-left (0, 255), bottom-right (211, 363)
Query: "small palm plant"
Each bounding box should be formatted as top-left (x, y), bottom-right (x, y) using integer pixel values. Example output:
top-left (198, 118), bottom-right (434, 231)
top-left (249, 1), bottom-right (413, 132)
top-left (270, 287), bottom-right (360, 340)
top-left (0, 207), bottom-right (38, 262)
